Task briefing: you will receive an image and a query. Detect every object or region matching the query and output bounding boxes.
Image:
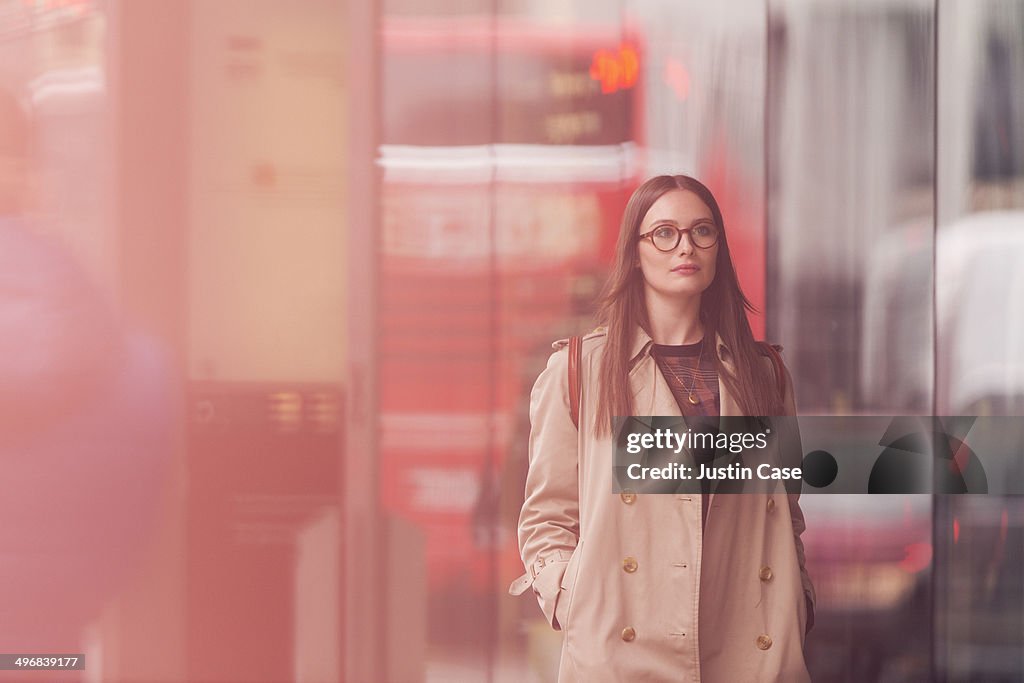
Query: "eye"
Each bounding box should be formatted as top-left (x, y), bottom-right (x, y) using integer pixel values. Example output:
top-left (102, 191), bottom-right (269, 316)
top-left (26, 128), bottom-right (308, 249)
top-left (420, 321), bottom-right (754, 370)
top-left (653, 226), bottom-right (677, 239)
top-left (693, 224), bottom-right (714, 237)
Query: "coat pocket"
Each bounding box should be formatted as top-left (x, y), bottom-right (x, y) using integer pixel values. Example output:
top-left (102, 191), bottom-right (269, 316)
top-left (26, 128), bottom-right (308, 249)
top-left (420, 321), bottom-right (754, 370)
top-left (554, 540), bottom-right (584, 631)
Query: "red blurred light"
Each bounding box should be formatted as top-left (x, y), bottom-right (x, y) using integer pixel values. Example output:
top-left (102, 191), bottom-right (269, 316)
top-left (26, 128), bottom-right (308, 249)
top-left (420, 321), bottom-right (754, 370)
top-left (664, 57), bottom-right (690, 101)
top-left (953, 517), bottom-right (960, 544)
top-left (899, 542), bottom-right (933, 573)
top-left (589, 44), bottom-right (639, 94)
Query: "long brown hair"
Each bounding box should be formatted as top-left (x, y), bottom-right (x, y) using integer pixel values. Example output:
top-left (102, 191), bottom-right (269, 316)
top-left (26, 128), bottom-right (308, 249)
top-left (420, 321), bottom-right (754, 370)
top-left (593, 175), bottom-right (781, 435)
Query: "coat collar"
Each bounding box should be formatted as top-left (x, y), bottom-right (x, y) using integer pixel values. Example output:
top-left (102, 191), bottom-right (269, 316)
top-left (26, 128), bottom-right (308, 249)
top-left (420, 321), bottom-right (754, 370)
top-left (628, 325), bottom-right (734, 369)
top-left (627, 325), bottom-right (741, 417)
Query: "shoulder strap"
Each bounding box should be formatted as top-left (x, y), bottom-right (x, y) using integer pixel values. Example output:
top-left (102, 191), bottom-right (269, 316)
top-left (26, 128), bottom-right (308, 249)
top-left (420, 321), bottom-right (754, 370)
top-left (568, 335), bottom-right (582, 429)
top-left (759, 341), bottom-right (787, 400)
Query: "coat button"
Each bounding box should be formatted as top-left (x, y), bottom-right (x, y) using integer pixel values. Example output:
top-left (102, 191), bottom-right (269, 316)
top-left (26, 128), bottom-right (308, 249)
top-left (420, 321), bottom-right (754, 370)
top-left (621, 626), bottom-right (636, 642)
top-left (766, 497), bottom-right (776, 513)
top-left (622, 556), bottom-right (638, 573)
top-left (620, 489), bottom-right (637, 505)
top-left (759, 566), bottom-right (773, 582)
top-left (756, 634), bottom-right (773, 650)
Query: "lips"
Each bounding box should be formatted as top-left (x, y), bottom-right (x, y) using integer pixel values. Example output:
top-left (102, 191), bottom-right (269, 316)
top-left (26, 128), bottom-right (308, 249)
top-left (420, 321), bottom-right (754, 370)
top-left (671, 264), bottom-right (700, 273)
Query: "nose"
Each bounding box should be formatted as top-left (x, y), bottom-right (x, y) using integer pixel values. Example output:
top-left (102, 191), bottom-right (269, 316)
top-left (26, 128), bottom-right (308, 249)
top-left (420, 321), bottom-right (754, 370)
top-left (677, 230), bottom-right (696, 255)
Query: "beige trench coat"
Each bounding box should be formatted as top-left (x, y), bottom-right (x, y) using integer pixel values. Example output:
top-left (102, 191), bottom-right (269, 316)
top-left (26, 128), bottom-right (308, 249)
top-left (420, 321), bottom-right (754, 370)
top-left (509, 326), bottom-right (815, 683)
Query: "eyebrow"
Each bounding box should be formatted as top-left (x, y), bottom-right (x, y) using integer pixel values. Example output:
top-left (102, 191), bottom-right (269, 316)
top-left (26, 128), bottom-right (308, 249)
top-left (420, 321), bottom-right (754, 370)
top-left (646, 217), bottom-right (714, 228)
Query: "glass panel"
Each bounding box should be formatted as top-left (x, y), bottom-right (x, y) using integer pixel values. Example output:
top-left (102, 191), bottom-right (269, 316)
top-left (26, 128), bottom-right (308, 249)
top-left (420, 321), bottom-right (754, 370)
top-left (378, 7), bottom-right (498, 682)
top-left (769, 0), bottom-right (935, 416)
top-left (183, 2), bottom-right (349, 681)
top-left (0, 1), bottom-right (122, 672)
top-left (767, 1), bottom-right (935, 681)
top-left (493, 6), bottom-right (636, 682)
top-left (935, 1), bottom-right (1024, 680)
top-left (3, 1), bottom-right (350, 680)
top-left (378, 1), bottom-right (633, 679)
top-left (636, 2), bottom-right (769, 335)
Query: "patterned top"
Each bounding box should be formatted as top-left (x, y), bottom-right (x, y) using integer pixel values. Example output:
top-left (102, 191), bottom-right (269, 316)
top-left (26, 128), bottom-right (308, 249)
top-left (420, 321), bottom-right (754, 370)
top-left (650, 340), bottom-right (720, 418)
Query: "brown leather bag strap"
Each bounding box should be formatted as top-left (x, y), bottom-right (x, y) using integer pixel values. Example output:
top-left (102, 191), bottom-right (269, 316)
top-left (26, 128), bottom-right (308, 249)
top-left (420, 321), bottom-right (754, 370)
top-left (568, 335), bottom-right (582, 429)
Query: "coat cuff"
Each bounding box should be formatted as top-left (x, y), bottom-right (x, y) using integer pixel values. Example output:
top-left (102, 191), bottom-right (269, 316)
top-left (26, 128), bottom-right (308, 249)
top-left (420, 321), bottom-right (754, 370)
top-left (508, 551), bottom-right (573, 629)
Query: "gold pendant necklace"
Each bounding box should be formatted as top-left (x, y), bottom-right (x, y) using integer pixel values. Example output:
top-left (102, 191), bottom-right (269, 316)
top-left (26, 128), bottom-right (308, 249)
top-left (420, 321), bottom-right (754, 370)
top-left (664, 339), bottom-right (704, 406)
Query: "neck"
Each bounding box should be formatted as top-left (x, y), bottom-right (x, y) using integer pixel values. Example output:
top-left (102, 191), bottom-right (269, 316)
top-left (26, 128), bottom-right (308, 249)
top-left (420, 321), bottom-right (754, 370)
top-left (645, 290), bottom-right (703, 345)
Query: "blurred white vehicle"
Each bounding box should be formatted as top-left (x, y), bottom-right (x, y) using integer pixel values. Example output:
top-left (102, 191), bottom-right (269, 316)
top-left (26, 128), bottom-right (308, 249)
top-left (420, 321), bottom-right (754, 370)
top-left (861, 211), bottom-right (1024, 415)
top-left (936, 211), bottom-right (1024, 415)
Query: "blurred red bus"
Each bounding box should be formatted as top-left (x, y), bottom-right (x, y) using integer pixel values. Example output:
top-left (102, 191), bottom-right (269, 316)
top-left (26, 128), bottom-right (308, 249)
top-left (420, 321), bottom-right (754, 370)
top-left (376, 15), bottom-right (643, 592)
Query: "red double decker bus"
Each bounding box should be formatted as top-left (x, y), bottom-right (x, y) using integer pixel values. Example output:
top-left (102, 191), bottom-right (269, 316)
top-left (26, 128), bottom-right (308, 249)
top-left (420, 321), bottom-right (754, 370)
top-left (377, 15), bottom-right (643, 592)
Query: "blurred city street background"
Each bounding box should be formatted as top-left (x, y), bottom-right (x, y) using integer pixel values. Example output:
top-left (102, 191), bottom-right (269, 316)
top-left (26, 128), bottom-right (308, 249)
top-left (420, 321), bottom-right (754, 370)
top-left (0, 0), bottom-right (1022, 681)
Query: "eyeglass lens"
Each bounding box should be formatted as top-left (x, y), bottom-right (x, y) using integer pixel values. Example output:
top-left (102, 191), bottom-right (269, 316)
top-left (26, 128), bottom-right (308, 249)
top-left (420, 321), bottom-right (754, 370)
top-left (652, 225), bottom-right (718, 251)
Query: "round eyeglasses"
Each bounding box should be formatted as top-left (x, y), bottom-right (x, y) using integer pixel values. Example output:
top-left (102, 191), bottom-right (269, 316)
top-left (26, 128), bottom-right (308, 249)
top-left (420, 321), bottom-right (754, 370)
top-left (638, 223), bottom-right (720, 252)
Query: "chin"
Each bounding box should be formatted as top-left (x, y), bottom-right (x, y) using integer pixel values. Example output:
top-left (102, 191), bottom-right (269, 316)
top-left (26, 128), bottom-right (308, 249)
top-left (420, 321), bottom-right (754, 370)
top-left (653, 281), bottom-right (710, 299)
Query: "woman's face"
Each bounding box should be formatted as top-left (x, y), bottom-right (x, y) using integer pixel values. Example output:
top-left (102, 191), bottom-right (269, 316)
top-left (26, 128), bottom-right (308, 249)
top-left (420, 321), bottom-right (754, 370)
top-left (636, 189), bottom-right (719, 302)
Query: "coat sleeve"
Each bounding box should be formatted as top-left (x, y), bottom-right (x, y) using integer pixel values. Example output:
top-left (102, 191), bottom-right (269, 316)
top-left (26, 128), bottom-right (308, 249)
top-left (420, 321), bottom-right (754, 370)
top-left (778, 359), bottom-right (816, 632)
top-left (507, 347), bottom-right (580, 630)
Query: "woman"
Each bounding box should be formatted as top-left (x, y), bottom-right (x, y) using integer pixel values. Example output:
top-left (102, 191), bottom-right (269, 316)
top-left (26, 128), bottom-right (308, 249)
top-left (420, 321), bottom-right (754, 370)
top-left (509, 175), bottom-right (814, 682)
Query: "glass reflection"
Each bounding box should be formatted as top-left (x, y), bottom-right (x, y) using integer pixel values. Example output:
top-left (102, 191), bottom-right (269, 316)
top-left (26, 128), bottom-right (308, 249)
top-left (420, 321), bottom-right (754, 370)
top-left (1, 0), bottom-right (1022, 680)
top-left (936, 1), bottom-right (1024, 681)
top-left (767, 1), bottom-right (935, 680)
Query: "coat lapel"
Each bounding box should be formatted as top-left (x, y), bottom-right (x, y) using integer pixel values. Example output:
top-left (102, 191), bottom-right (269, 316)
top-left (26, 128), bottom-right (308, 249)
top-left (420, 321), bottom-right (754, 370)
top-left (627, 327), bottom-right (683, 420)
top-left (715, 340), bottom-right (740, 417)
top-left (629, 353), bottom-right (684, 418)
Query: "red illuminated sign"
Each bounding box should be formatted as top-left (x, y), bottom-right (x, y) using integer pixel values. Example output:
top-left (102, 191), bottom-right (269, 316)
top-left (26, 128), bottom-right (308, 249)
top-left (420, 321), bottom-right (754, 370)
top-left (589, 44), bottom-right (639, 94)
